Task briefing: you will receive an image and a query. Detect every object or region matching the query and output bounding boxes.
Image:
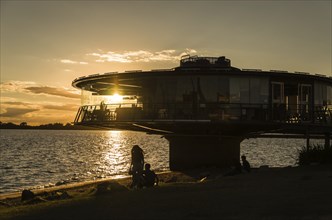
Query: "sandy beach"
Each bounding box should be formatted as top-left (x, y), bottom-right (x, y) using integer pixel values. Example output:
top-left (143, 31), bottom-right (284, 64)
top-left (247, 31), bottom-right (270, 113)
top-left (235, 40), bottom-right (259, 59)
top-left (1, 165), bottom-right (332, 220)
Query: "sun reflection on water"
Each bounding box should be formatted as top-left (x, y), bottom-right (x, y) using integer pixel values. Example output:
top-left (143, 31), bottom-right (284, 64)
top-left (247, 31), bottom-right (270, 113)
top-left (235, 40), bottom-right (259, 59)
top-left (103, 130), bottom-right (129, 176)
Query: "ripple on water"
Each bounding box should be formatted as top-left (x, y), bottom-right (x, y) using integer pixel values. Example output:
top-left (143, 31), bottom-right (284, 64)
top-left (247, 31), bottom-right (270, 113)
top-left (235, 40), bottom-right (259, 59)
top-left (1, 129), bottom-right (323, 193)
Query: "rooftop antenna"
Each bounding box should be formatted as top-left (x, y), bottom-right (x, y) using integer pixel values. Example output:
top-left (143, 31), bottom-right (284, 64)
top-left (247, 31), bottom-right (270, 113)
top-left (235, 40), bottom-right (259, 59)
top-left (181, 53), bottom-right (191, 59)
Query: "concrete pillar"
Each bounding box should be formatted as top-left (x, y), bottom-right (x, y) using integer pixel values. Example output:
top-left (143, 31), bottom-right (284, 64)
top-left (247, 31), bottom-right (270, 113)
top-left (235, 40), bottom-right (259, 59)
top-left (165, 135), bottom-right (242, 171)
top-left (306, 129), bottom-right (310, 150)
top-left (325, 133), bottom-right (330, 149)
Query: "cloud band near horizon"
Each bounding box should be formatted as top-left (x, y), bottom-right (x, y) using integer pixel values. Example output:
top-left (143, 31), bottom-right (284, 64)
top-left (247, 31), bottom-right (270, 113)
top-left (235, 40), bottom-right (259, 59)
top-left (1, 81), bottom-right (80, 99)
top-left (87, 48), bottom-right (197, 63)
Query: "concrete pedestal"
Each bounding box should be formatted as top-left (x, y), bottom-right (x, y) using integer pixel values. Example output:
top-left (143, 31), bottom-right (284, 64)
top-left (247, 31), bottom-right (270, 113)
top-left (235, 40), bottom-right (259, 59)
top-left (165, 135), bottom-right (242, 171)
top-left (325, 133), bottom-right (331, 148)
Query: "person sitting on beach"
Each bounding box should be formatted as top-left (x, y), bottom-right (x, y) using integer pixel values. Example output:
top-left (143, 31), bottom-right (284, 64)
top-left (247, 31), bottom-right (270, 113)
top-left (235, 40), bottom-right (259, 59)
top-left (129, 145), bottom-right (144, 188)
top-left (142, 163), bottom-right (159, 187)
top-left (241, 155), bottom-right (251, 172)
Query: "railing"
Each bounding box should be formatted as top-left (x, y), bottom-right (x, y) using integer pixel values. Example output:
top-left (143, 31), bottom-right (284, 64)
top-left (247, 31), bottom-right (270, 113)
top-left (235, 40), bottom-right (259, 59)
top-left (74, 102), bottom-right (332, 125)
top-left (180, 56), bottom-right (231, 68)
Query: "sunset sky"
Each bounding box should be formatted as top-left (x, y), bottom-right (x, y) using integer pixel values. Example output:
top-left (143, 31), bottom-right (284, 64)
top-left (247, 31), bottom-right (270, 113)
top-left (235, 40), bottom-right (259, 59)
top-left (1, 0), bottom-right (331, 125)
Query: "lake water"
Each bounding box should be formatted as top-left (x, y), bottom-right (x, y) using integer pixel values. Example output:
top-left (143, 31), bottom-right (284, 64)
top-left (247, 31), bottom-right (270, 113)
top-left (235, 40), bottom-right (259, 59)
top-left (0, 129), bottom-right (324, 194)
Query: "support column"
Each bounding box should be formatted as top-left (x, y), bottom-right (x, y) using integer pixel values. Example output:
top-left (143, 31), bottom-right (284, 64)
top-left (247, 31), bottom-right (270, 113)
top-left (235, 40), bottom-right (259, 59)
top-left (165, 135), bottom-right (242, 171)
top-left (306, 130), bottom-right (310, 150)
top-left (325, 133), bottom-right (330, 149)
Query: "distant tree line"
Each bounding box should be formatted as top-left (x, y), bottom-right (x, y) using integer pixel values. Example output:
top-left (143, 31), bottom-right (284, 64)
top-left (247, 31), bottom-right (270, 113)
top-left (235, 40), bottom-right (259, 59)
top-left (0, 121), bottom-right (100, 130)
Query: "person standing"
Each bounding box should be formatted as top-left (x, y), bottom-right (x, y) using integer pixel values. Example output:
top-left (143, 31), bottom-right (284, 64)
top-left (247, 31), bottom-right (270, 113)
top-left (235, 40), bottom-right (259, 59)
top-left (129, 145), bottom-right (144, 188)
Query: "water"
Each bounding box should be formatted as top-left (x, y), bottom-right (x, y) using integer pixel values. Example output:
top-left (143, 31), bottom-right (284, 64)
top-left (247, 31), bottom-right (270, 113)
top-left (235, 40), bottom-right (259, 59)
top-left (0, 129), bottom-right (324, 194)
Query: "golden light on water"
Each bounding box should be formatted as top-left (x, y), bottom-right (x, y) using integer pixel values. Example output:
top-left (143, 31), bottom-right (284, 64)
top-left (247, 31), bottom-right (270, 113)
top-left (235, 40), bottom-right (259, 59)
top-left (103, 130), bottom-right (127, 175)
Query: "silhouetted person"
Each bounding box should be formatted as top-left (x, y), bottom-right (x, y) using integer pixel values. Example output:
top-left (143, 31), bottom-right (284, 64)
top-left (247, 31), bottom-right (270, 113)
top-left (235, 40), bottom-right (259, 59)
top-left (129, 145), bottom-right (144, 188)
top-left (142, 163), bottom-right (159, 187)
top-left (224, 158), bottom-right (242, 176)
top-left (241, 155), bottom-right (251, 173)
top-left (100, 101), bottom-right (106, 111)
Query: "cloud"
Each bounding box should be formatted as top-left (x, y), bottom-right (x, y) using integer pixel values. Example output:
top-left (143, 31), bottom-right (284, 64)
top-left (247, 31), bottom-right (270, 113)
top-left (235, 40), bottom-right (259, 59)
top-left (1, 101), bottom-right (78, 111)
top-left (0, 81), bottom-right (37, 92)
top-left (43, 104), bottom-right (79, 111)
top-left (2, 101), bottom-right (32, 106)
top-left (0, 105), bottom-right (77, 125)
top-left (1, 81), bottom-right (80, 99)
top-left (88, 49), bottom-right (197, 63)
top-left (0, 99), bottom-right (40, 115)
top-left (0, 108), bottom-right (39, 117)
top-left (0, 99), bottom-right (80, 125)
top-left (25, 86), bottom-right (80, 99)
top-left (60, 59), bottom-right (88, 65)
top-left (0, 83), bottom-right (80, 124)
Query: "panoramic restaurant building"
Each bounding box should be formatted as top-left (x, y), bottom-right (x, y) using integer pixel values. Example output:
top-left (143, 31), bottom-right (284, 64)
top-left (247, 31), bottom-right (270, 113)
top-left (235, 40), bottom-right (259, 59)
top-left (72, 55), bottom-right (332, 170)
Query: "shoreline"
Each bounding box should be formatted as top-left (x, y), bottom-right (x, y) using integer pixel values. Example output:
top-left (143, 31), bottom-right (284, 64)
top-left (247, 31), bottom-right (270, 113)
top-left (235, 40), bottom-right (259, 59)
top-left (0, 165), bottom-right (287, 199)
top-left (0, 170), bottom-right (173, 200)
top-left (1, 165), bottom-right (332, 219)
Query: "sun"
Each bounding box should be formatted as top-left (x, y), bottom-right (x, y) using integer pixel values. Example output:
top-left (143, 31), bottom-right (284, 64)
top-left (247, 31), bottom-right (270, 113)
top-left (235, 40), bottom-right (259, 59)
top-left (107, 93), bottom-right (123, 103)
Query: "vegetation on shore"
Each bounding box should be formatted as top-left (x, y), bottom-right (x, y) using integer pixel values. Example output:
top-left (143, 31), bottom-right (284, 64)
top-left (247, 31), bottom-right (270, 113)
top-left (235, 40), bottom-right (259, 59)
top-left (0, 122), bottom-right (101, 130)
top-left (298, 144), bottom-right (332, 165)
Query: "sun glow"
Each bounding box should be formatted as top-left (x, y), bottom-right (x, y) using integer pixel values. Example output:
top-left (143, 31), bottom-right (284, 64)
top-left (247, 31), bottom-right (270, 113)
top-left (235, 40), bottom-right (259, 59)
top-left (107, 93), bottom-right (123, 104)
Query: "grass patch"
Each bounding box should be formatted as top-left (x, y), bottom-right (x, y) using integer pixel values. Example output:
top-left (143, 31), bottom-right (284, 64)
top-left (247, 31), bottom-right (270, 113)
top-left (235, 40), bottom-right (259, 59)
top-left (298, 144), bottom-right (332, 165)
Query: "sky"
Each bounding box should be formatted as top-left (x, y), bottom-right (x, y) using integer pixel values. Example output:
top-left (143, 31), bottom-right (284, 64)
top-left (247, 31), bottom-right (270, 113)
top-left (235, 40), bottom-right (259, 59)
top-left (1, 0), bottom-right (331, 125)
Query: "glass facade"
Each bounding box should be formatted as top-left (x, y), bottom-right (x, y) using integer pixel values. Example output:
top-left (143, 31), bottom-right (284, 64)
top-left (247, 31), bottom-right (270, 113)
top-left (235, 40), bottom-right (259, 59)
top-left (142, 75), bottom-right (270, 120)
top-left (329, 86), bottom-right (332, 105)
top-left (81, 90), bottom-right (112, 106)
top-left (153, 75), bottom-right (269, 105)
top-left (230, 77), bottom-right (268, 104)
top-left (314, 82), bottom-right (332, 106)
top-left (76, 72), bottom-right (331, 124)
